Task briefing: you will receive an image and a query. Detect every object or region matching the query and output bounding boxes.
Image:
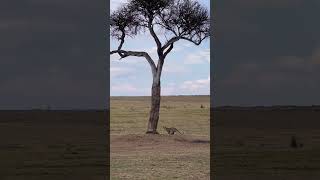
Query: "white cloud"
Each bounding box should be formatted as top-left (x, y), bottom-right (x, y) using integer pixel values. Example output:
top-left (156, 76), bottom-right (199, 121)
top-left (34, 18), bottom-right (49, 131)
top-left (111, 55), bottom-right (147, 66)
top-left (110, 67), bottom-right (133, 78)
top-left (111, 76), bottom-right (210, 96)
top-left (162, 64), bottom-right (188, 73)
top-left (162, 76), bottom-right (210, 95)
top-left (111, 83), bottom-right (138, 92)
top-left (185, 49), bottom-right (210, 64)
top-left (111, 83), bottom-right (150, 96)
top-left (183, 43), bottom-right (193, 48)
top-left (162, 83), bottom-right (177, 95)
top-left (180, 76), bottom-right (210, 94)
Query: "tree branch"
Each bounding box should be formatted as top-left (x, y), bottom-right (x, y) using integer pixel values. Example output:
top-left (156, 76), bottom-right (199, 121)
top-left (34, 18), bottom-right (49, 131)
top-left (163, 43), bottom-right (173, 58)
top-left (148, 18), bottom-right (162, 56)
top-left (117, 30), bottom-right (125, 51)
top-left (161, 32), bottom-right (207, 54)
top-left (181, 35), bottom-right (208, 45)
top-left (110, 50), bottom-right (157, 76)
top-left (161, 36), bottom-right (180, 51)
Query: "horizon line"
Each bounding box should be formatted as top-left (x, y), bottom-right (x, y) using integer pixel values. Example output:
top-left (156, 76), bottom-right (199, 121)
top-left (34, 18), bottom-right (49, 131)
top-left (110, 94), bottom-right (210, 97)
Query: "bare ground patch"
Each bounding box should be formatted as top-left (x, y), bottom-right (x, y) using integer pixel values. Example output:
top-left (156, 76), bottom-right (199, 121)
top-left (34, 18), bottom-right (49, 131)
top-left (111, 134), bottom-right (210, 180)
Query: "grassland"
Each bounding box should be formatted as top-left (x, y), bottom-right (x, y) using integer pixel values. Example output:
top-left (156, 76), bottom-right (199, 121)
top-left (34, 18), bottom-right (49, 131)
top-left (213, 109), bottom-right (320, 180)
top-left (110, 96), bottom-right (210, 180)
top-left (0, 111), bottom-right (108, 180)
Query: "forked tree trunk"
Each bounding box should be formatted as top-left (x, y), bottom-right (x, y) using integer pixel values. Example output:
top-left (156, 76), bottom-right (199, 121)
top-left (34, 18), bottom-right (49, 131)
top-left (146, 77), bottom-right (161, 134)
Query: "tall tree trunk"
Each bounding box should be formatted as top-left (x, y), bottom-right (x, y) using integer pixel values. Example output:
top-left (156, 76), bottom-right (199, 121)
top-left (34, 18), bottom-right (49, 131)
top-left (146, 77), bottom-right (161, 134)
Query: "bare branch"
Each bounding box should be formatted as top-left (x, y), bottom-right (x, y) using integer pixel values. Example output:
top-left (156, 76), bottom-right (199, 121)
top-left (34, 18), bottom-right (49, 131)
top-left (110, 50), bottom-right (157, 76)
top-left (148, 18), bottom-right (163, 56)
top-left (117, 31), bottom-right (126, 51)
top-left (161, 29), bottom-right (209, 51)
top-left (163, 43), bottom-right (174, 58)
top-left (161, 36), bottom-right (180, 51)
top-left (181, 35), bottom-right (208, 45)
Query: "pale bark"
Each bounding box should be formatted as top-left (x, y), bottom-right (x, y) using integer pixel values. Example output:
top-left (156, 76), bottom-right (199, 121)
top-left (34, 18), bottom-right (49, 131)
top-left (146, 77), bottom-right (161, 134)
top-left (146, 57), bottom-right (164, 134)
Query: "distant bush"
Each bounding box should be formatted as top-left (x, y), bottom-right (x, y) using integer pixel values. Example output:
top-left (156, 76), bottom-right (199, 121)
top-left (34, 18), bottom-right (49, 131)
top-left (200, 104), bottom-right (205, 108)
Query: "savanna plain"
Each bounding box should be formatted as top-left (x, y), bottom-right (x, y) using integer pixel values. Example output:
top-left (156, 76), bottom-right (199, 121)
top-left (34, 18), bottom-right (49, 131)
top-left (0, 111), bottom-right (108, 180)
top-left (110, 96), bottom-right (210, 180)
top-left (213, 108), bottom-right (320, 180)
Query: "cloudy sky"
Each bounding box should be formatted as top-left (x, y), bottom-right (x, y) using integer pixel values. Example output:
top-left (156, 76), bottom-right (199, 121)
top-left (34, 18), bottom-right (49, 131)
top-left (110, 0), bottom-right (210, 96)
top-left (214, 0), bottom-right (320, 106)
top-left (0, 0), bottom-right (107, 109)
top-left (4, 0), bottom-right (317, 108)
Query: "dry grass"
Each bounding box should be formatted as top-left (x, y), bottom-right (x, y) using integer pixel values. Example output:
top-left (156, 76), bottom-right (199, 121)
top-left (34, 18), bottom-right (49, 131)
top-left (110, 96), bottom-right (210, 179)
top-left (0, 111), bottom-right (107, 180)
top-left (213, 110), bottom-right (320, 180)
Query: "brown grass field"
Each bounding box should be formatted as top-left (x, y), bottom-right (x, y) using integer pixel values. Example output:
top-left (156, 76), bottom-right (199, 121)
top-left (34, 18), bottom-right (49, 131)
top-left (110, 96), bottom-right (210, 180)
top-left (4, 97), bottom-right (319, 179)
top-left (0, 111), bottom-right (108, 180)
top-left (213, 109), bottom-right (320, 180)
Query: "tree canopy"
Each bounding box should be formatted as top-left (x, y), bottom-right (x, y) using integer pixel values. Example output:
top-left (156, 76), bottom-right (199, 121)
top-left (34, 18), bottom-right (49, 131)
top-left (110, 0), bottom-right (210, 60)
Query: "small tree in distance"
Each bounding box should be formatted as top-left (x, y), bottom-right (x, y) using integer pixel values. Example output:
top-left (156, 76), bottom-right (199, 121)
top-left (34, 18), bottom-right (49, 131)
top-left (110, 0), bottom-right (210, 134)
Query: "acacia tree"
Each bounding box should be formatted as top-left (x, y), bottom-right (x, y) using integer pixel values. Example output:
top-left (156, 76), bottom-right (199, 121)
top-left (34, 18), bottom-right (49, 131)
top-left (110, 0), bottom-right (210, 134)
